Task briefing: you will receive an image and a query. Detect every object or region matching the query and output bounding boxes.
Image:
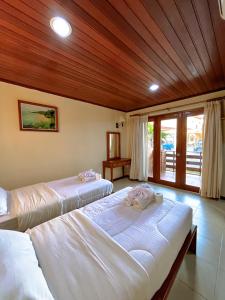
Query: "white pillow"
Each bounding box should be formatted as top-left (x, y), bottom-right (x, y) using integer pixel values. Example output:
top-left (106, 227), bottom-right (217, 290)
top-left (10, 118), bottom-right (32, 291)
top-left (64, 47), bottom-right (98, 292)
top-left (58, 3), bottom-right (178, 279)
top-left (0, 230), bottom-right (54, 300)
top-left (0, 187), bottom-right (8, 215)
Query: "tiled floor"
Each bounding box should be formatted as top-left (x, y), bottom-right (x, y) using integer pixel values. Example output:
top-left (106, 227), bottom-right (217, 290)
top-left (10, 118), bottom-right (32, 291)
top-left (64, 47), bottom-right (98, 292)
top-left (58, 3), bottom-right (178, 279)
top-left (113, 178), bottom-right (225, 300)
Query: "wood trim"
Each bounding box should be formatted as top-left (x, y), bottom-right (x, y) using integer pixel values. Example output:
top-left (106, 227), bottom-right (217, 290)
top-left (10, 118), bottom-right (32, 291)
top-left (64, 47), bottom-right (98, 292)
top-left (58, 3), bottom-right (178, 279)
top-left (183, 108), bottom-right (204, 116)
top-left (1, 79), bottom-right (126, 112)
top-left (153, 116), bottom-right (160, 181)
top-left (151, 226), bottom-right (197, 300)
top-left (18, 100), bottom-right (59, 132)
top-left (127, 88), bottom-right (225, 113)
top-left (156, 112), bottom-right (179, 120)
top-left (176, 113), bottom-right (183, 187)
top-left (148, 177), bottom-right (200, 194)
top-left (183, 185), bottom-right (199, 193)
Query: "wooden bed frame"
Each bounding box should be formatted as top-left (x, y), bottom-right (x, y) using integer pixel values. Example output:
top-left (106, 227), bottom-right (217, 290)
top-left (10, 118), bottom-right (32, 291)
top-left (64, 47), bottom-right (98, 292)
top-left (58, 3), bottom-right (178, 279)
top-left (152, 225), bottom-right (197, 300)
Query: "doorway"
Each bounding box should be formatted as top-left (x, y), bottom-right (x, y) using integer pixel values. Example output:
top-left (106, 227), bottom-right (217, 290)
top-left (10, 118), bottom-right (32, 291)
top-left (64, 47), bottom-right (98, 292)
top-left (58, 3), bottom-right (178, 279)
top-left (148, 110), bottom-right (204, 192)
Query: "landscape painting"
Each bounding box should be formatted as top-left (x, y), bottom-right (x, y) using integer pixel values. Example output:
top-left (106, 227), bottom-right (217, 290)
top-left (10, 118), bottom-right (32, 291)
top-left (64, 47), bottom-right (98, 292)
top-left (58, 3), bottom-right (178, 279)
top-left (18, 100), bottom-right (58, 132)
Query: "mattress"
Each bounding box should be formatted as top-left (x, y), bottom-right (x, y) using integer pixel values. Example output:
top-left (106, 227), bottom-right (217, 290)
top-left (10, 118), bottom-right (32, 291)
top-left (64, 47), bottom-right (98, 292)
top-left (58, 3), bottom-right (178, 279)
top-left (10, 183), bottom-right (62, 231)
top-left (28, 210), bottom-right (150, 300)
top-left (80, 187), bottom-right (193, 298)
top-left (47, 176), bottom-right (113, 213)
top-left (1, 177), bottom-right (112, 231)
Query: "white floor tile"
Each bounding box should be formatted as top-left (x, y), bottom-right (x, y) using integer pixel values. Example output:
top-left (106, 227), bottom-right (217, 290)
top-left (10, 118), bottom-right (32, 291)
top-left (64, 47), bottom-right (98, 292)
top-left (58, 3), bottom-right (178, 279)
top-left (178, 255), bottom-right (217, 300)
top-left (196, 236), bottom-right (221, 267)
top-left (214, 268), bottom-right (225, 300)
top-left (168, 279), bottom-right (206, 300)
top-left (219, 237), bottom-right (225, 271)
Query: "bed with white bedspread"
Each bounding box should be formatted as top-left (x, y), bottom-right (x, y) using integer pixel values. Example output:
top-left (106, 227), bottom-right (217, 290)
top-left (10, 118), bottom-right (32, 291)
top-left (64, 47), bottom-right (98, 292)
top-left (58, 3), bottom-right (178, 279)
top-left (0, 187), bottom-right (193, 300)
top-left (80, 187), bottom-right (193, 298)
top-left (47, 175), bottom-right (112, 213)
top-left (0, 176), bottom-right (112, 231)
top-left (10, 183), bottom-right (63, 231)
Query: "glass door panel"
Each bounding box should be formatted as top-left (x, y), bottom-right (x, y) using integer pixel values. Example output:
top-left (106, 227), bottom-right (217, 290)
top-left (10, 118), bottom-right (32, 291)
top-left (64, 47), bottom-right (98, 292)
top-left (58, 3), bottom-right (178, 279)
top-left (160, 118), bottom-right (177, 182)
top-left (148, 121), bottom-right (154, 178)
top-left (185, 114), bottom-right (204, 187)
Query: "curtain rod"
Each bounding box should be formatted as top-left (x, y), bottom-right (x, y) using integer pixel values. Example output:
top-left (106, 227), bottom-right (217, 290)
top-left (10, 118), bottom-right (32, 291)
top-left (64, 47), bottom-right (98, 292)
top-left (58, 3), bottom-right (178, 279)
top-left (130, 96), bottom-right (225, 117)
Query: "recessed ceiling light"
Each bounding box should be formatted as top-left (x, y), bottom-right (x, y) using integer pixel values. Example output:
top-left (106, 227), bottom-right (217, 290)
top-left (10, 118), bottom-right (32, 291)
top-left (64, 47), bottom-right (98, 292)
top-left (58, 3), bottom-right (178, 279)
top-left (50, 17), bottom-right (72, 38)
top-left (149, 84), bottom-right (159, 91)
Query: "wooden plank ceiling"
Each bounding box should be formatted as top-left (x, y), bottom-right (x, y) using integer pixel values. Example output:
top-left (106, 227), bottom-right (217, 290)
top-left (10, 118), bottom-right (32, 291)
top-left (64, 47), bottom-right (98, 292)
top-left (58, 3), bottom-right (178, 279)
top-left (0, 0), bottom-right (225, 112)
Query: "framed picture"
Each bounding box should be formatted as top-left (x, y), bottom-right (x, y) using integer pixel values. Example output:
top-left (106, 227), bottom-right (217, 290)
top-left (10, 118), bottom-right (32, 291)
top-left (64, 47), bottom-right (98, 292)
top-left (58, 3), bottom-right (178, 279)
top-left (18, 100), bottom-right (58, 132)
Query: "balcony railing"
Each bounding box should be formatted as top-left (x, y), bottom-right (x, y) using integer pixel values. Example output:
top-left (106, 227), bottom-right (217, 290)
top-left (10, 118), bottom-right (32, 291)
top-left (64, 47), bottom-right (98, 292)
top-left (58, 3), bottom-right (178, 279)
top-left (161, 151), bottom-right (202, 175)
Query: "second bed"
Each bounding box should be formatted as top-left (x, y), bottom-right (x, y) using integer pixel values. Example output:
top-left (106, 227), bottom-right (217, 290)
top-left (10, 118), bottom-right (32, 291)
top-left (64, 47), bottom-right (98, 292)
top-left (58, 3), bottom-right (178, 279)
top-left (0, 176), bottom-right (113, 231)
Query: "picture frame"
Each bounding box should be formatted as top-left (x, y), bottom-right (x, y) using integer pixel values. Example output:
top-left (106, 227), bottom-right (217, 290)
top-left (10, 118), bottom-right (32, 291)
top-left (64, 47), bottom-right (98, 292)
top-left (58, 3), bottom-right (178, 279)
top-left (18, 100), bottom-right (59, 132)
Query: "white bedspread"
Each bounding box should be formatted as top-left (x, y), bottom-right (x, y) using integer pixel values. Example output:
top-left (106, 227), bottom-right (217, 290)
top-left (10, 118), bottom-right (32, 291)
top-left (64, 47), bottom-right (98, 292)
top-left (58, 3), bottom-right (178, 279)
top-left (47, 176), bottom-right (113, 213)
top-left (28, 210), bottom-right (150, 300)
top-left (81, 187), bottom-right (193, 298)
top-left (10, 183), bottom-right (63, 231)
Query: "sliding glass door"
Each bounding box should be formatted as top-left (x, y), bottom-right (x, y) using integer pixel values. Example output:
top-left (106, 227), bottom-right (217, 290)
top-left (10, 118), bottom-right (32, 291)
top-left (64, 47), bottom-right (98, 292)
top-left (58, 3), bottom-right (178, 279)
top-left (185, 112), bottom-right (204, 189)
top-left (160, 117), bottom-right (177, 183)
top-left (147, 109), bottom-right (204, 192)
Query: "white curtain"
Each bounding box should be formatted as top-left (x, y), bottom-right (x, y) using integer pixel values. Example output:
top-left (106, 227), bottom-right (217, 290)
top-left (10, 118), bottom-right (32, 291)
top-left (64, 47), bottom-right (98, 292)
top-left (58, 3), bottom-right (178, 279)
top-left (129, 115), bottom-right (149, 181)
top-left (201, 101), bottom-right (223, 198)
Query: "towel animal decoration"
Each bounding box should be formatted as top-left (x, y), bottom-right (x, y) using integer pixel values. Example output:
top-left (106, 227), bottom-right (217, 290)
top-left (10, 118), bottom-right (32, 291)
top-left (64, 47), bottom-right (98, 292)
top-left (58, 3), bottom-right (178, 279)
top-left (78, 170), bottom-right (101, 183)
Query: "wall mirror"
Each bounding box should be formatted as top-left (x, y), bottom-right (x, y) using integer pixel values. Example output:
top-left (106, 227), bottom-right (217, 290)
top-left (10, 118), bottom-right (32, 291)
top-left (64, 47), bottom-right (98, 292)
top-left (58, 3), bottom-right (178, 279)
top-left (107, 132), bottom-right (121, 160)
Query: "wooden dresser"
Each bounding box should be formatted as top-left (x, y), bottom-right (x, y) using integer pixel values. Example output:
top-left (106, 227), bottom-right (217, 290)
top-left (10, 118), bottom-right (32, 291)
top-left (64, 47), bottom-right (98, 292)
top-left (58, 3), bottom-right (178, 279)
top-left (102, 158), bottom-right (131, 182)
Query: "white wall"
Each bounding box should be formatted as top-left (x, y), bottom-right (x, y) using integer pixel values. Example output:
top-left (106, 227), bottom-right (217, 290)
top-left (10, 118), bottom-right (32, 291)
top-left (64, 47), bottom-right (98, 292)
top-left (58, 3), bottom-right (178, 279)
top-left (0, 82), bottom-right (125, 190)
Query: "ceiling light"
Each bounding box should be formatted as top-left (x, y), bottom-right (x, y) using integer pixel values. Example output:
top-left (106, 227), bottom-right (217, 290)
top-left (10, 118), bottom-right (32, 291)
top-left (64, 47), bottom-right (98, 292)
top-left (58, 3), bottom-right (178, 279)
top-left (50, 17), bottom-right (72, 38)
top-left (149, 84), bottom-right (159, 91)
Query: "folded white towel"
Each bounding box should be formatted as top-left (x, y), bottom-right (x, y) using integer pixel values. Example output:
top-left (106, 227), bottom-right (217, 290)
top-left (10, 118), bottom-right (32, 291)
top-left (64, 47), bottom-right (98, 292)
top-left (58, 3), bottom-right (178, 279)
top-left (154, 192), bottom-right (163, 203)
top-left (79, 175), bottom-right (96, 183)
top-left (79, 169), bottom-right (96, 177)
top-left (126, 185), bottom-right (154, 210)
top-left (125, 197), bottom-right (133, 207)
top-left (78, 170), bottom-right (101, 183)
top-left (139, 183), bottom-right (153, 190)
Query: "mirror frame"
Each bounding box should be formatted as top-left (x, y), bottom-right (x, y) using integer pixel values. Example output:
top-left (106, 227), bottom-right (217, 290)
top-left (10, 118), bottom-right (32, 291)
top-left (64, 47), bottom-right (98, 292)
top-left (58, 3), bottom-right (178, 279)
top-left (106, 131), bottom-right (121, 161)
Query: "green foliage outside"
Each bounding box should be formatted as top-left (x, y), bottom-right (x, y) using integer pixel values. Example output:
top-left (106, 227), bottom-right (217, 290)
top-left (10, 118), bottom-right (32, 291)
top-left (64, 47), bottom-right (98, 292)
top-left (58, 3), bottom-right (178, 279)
top-left (148, 122), bottom-right (171, 143)
top-left (147, 122), bottom-right (154, 136)
top-left (161, 131), bottom-right (171, 143)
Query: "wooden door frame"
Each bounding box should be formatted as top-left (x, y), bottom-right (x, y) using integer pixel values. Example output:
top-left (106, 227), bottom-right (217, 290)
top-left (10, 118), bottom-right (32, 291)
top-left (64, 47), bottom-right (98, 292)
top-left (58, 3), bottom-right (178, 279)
top-left (148, 113), bottom-right (179, 189)
top-left (148, 109), bottom-right (204, 193)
